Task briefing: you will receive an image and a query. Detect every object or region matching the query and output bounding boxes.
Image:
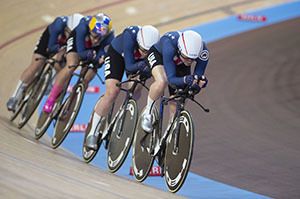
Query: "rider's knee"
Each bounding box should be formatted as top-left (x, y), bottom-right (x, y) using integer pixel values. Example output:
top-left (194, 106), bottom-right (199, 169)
top-left (105, 87), bottom-right (119, 100)
top-left (156, 76), bottom-right (168, 89)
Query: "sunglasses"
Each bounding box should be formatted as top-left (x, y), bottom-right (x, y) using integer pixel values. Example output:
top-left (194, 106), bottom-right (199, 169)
top-left (138, 45), bottom-right (148, 54)
top-left (179, 53), bottom-right (196, 62)
top-left (90, 31), bottom-right (101, 40)
top-left (65, 27), bottom-right (71, 34)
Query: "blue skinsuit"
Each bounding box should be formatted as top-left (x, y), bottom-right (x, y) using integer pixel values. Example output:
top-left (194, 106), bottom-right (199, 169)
top-left (110, 26), bottom-right (144, 73)
top-left (74, 16), bottom-right (115, 61)
top-left (154, 31), bottom-right (209, 87)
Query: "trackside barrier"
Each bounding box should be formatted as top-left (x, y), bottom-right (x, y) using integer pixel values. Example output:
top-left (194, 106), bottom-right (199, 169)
top-left (130, 166), bottom-right (162, 176)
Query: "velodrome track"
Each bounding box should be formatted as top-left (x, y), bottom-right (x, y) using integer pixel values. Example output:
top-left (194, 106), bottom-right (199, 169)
top-left (1, 0), bottom-right (299, 198)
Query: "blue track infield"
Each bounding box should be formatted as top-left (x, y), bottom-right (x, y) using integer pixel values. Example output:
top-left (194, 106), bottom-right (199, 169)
top-left (39, 1), bottom-right (300, 198)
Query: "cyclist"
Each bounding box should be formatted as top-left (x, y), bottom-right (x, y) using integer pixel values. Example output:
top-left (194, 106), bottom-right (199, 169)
top-left (42, 13), bottom-right (114, 113)
top-left (141, 30), bottom-right (209, 133)
top-left (6, 13), bottom-right (84, 112)
top-left (85, 25), bottom-right (160, 150)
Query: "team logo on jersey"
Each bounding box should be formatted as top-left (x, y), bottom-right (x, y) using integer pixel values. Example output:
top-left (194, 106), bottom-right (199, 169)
top-left (199, 50), bottom-right (209, 61)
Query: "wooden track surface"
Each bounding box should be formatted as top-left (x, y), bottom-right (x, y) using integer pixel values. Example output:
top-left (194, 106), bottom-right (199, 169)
top-left (0, 0), bottom-right (295, 198)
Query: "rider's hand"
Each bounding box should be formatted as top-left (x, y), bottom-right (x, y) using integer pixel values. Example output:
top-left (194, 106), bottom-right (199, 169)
top-left (198, 75), bottom-right (208, 88)
top-left (93, 55), bottom-right (105, 69)
top-left (86, 50), bottom-right (96, 61)
top-left (98, 55), bottom-right (105, 65)
top-left (184, 75), bottom-right (198, 87)
top-left (49, 44), bottom-right (60, 54)
top-left (136, 61), bottom-right (151, 78)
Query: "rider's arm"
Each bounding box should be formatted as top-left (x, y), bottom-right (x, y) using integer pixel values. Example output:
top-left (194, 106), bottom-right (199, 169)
top-left (122, 30), bottom-right (140, 73)
top-left (193, 43), bottom-right (209, 77)
top-left (162, 39), bottom-right (185, 87)
top-left (95, 31), bottom-right (115, 61)
top-left (47, 17), bottom-right (66, 53)
top-left (75, 19), bottom-right (92, 60)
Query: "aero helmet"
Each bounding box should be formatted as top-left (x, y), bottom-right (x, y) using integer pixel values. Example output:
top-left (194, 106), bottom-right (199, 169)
top-left (137, 25), bottom-right (160, 50)
top-left (67, 13), bottom-right (84, 31)
top-left (89, 13), bottom-right (112, 36)
top-left (178, 30), bottom-right (203, 59)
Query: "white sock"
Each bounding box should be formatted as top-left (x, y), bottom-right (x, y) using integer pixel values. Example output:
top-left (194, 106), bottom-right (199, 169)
top-left (12, 80), bottom-right (28, 99)
top-left (145, 96), bottom-right (156, 115)
top-left (88, 111), bottom-right (103, 136)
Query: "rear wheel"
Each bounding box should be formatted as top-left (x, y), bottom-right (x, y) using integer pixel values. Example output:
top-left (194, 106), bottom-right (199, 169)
top-left (164, 110), bottom-right (194, 193)
top-left (18, 69), bottom-right (52, 129)
top-left (82, 96), bottom-right (111, 163)
top-left (107, 99), bottom-right (138, 173)
top-left (131, 107), bottom-right (158, 182)
top-left (51, 83), bottom-right (85, 149)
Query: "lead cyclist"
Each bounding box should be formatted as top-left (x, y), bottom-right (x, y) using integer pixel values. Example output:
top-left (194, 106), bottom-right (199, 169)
top-left (141, 30), bottom-right (210, 133)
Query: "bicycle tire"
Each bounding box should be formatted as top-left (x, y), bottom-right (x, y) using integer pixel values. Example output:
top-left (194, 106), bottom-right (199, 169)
top-left (51, 83), bottom-right (85, 149)
top-left (9, 79), bottom-right (36, 122)
top-left (107, 99), bottom-right (138, 173)
top-left (82, 96), bottom-right (110, 163)
top-left (34, 90), bottom-right (65, 139)
top-left (131, 107), bottom-right (158, 182)
top-left (164, 110), bottom-right (194, 193)
top-left (18, 69), bottom-right (52, 129)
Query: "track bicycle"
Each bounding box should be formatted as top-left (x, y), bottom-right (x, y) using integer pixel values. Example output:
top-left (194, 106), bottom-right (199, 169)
top-left (34, 61), bottom-right (103, 145)
top-left (132, 85), bottom-right (209, 193)
top-left (82, 73), bottom-right (149, 174)
top-left (10, 56), bottom-right (61, 126)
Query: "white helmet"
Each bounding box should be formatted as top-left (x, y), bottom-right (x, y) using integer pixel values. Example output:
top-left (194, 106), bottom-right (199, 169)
top-left (67, 13), bottom-right (84, 31)
top-left (178, 30), bottom-right (203, 59)
top-left (137, 25), bottom-right (160, 50)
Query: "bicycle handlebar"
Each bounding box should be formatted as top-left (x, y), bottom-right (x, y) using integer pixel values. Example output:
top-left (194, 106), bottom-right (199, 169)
top-left (35, 57), bottom-right (62, 65)
top-left (116, 71), bottom-right (149, 90)
top-left (166, 85), bottom-right (210, 113)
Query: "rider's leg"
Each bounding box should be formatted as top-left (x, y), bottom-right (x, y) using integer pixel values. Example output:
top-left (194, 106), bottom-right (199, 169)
top-left (43, 52), bottom-right (79, 113)
top-left (7, 53), bottom-right (45, 111)
top-left (82, 68), bottom-right (96, 88)
top-left (127, 76), bottom-right (143, 100)
top-left (86, 78), bottom-right (121, 149)
top-left (168, 101), bottom-right (176, 121)
top-left (141, 65), bottom-right (168, 132)
top-left (45, 50), bottom-right (66, 95)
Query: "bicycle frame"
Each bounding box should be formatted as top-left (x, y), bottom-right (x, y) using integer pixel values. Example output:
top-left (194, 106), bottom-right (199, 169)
top-left (151, 86), bottom-right (209, 157)
top-left (101, 75), bottom-right (148, 141)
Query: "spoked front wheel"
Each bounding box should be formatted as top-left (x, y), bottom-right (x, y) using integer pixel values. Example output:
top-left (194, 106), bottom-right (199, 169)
top-left (18, 69), bottom-right (52, 129)
top-left (34, 90), bottom-right (65, 139)
top-left (51, 83), bottom-right (85, 149)
top-left (131, 107), bottom-right (158, 182)
top-left (107, 99), bottom-right (138, 173)
top-left (9, 80), bottom-right (36, 122)
top-left (164, 110), bottom-right (194, 193)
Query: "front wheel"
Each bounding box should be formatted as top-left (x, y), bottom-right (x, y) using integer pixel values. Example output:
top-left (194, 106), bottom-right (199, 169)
top-left (107, 99), bottom-right (138, 173)
top-left (9, 78), bottom-right (36, 122)
top-left (164, 110), bottom-right (194, 193)
top-left (131, 107), bottom-right (158, 182)
top-left (18, 69), bottom-right (52, 129)
top-left (82, 96), bottom-right (111, 163)
top-left (34, 89), bottom-right (65, 140)
top-left (51, 83), bottom-right (85, 149)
